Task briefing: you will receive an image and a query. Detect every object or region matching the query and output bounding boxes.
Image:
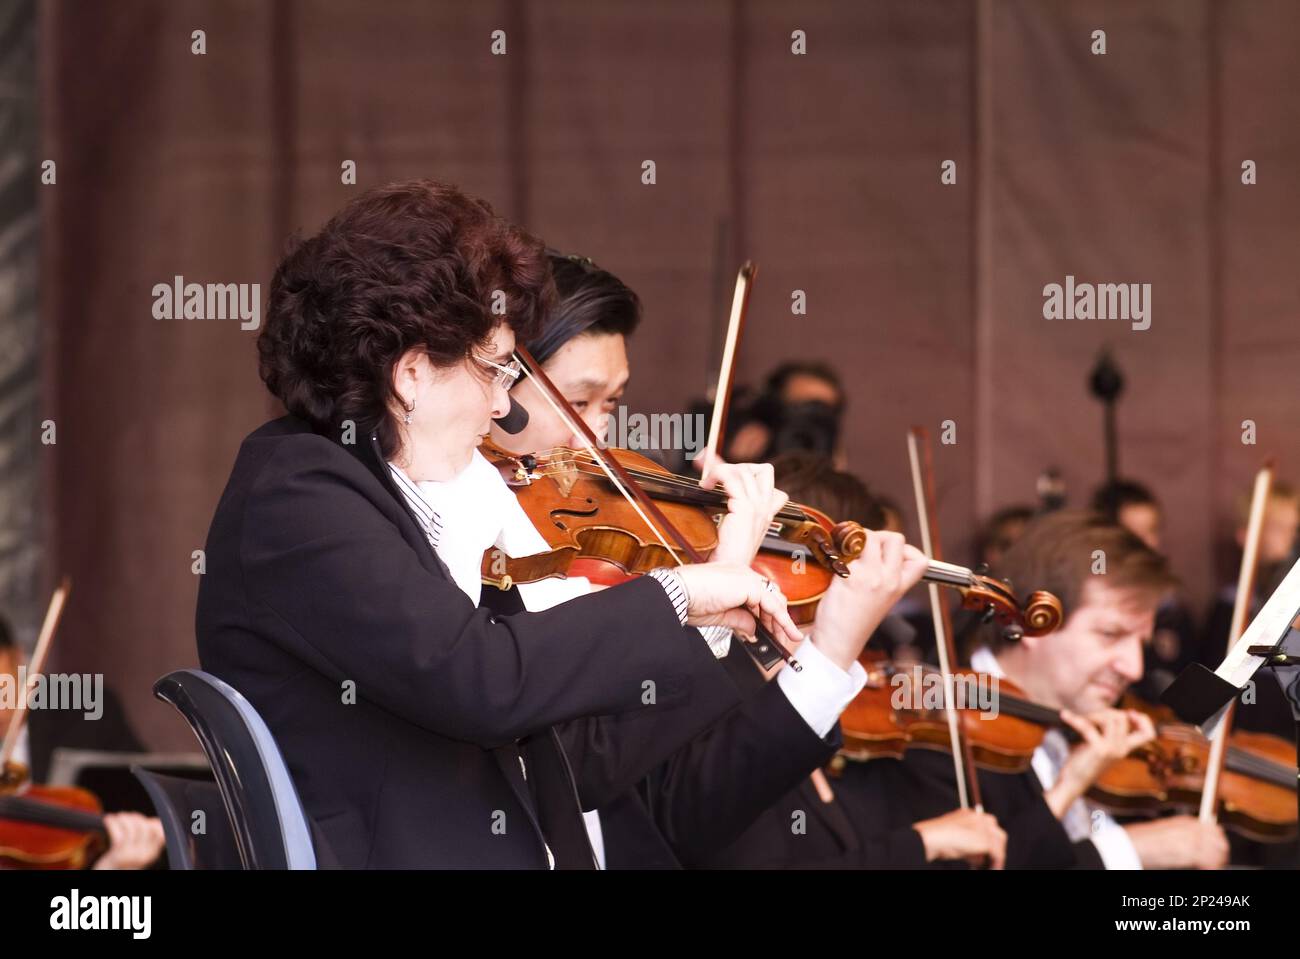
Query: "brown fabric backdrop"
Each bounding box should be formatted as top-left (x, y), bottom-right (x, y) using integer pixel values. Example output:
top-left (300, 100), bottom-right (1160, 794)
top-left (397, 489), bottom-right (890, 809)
top-left (34, 0), bottom-right (1300, 749)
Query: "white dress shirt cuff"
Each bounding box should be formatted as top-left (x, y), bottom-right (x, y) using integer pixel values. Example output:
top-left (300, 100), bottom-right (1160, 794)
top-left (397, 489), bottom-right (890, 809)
top-left (696, 626), bottom-right (732, 658)
top-left (646, 569), bottom-right (731, 660)
top-left (646, 568), bottom-right (689, 625)
top-left (776, 638), bottom-right (867, 738)
top-left (1091, 822), bottom-right (1144, 870)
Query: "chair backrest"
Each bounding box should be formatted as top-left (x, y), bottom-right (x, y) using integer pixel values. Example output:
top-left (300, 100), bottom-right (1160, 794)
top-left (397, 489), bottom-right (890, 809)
top-left (131, 766), bottom-right (242, 869)
top-left (152, 669), bottom-right (316, 869)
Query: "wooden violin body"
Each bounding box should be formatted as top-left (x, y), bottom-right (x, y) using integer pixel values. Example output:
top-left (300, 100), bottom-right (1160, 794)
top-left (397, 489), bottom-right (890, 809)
top-left (1107, 695), bottom-right (1298, 842)
top-left (0, 763), bottom-right (107, 869)
top-left (838, 658), bottom-right (1043, 771)
top-left (480, 443), bottom-right (724, 587)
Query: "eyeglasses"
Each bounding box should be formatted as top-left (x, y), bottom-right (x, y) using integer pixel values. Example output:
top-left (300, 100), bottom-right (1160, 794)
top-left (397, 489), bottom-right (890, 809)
top-left (473, 354), bottom-right (524, 390)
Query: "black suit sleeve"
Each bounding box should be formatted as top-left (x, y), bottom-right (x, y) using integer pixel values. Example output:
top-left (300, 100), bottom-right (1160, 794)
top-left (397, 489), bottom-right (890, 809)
top-left (646, 680), bottom-right (840, 864)
top-left (999, 795), bottom-right (1080, 868)
top-left (556, 642), bottom-right (746, 811)
top-left (696, 771), bottom-right (932, 869)
top-left (1073, 838), bottom-right (1106, 868)
top-left (795, 826), bottom-right (929, 868)
top-left (238, 437), bottom-right (715, 748)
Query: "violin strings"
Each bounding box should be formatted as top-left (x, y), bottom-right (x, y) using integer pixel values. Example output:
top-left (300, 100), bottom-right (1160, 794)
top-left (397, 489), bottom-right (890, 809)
top-left (519, 454), bottom-right (979, 581)
top-left (526, 455), bottom-right (811, 522)
top-left (551, 447), bottom-right (795, 509)
top-left (1225, 747), bottom-right (1296, 788)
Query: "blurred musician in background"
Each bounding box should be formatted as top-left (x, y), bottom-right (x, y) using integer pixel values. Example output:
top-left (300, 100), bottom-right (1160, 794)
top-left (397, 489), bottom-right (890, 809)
top-left (894, 511), bottom-right (1229, 869)
top-left (0, 618), bottom-right (164, 869)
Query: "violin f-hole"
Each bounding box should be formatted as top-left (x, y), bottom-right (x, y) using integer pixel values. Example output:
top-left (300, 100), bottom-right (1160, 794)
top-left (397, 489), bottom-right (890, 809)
top-left (549, 500), bottom-right (600, 531)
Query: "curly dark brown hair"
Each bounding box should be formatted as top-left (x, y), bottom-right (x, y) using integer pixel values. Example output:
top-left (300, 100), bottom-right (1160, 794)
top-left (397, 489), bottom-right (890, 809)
top-left (258, 179), bottom-right (554, 458)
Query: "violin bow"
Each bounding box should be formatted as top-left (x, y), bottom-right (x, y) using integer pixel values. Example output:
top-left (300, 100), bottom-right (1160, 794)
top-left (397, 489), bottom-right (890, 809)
top-left (703, 262), bottom-right (755, 464)
top-left (908, 428), bottom-right (983, 811)
top-left (0, 577), bottom-right (71, 778)
top-left (513, 344), bottom-right (800, 671)
top-left (1198, 464), bottom-right (1273, 825)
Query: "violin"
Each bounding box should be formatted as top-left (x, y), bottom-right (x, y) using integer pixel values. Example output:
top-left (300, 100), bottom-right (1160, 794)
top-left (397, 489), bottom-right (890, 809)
top-left (479, 440), bottom-right (1064, 636)
top-left (835, 658), bottom-right (1166, 810)
top-left (838, 659), bottom-right (1063, 762)
top-left (0, 762), bottom-right (108, 869)
top-left (835, 658), bottom-right (1298, 842)
top-left (1112, 693), bottom-right (1297, 843)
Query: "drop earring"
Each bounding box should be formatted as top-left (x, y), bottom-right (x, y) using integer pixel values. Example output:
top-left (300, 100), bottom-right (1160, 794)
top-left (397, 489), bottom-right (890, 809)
top-left (403, 397), bottom-right (416, 425)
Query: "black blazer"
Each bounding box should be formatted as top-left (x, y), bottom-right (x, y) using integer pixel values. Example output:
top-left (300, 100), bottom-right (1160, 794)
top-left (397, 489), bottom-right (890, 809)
top-left (196, 416), bottom-right (749, 868)
top-left (598, 670), bottom-right (844, 868)
top-left (689, 762), bottom-right (929, 869)
top-left (701, 752), bottom-right (1077, 870)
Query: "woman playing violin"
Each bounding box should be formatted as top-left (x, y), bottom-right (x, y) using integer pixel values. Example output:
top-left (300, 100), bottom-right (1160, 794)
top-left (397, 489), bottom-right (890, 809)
top-left (196, 179), bottom-right (914, 868)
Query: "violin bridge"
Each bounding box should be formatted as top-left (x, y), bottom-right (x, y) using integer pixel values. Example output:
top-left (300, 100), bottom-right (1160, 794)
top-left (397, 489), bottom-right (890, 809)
top-left (547, 453), bottom-right (579, 497)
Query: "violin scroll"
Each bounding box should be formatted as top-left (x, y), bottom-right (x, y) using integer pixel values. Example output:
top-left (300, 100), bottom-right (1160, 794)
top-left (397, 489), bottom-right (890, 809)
top-left (959, 575), bottom-right (1063, 641)
top-left (1022, 590), bottom-right (1065, 636)
top-left (830, 521), bottom-right (866, 563)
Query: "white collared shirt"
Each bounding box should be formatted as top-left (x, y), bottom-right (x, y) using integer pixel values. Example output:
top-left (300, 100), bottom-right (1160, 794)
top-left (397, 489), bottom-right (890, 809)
top-left (969, 647), bottom-right (1142, 869)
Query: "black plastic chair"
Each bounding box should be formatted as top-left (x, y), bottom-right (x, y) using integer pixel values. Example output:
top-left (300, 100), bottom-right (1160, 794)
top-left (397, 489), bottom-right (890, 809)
top-left (131, 767), bottom-right (243, 869)
top-left (152, 669), bottom-right (316, 869)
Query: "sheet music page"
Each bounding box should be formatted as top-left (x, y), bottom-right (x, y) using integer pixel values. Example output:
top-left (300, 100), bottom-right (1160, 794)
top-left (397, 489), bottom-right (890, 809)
top-left (1212, 554), bottom-right (1300, 691)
